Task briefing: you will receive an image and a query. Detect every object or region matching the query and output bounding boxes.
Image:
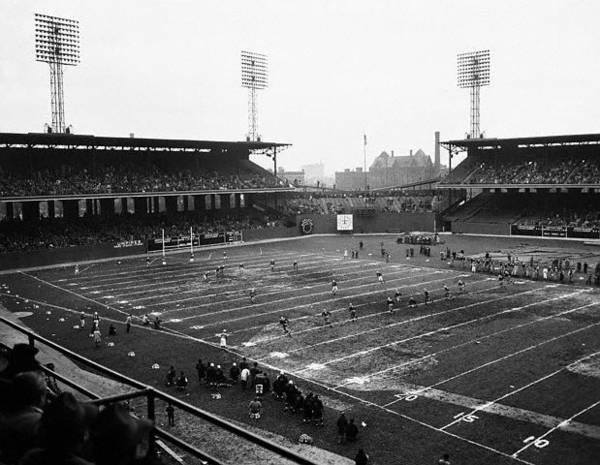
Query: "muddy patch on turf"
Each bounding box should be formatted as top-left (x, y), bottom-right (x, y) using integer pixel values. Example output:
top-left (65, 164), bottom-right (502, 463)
top-left (568, 354), bottom-right (600, 378)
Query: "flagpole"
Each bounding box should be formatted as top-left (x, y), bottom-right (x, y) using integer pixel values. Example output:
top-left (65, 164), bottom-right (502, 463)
top-left (363, 133), bottom-right (368, 191)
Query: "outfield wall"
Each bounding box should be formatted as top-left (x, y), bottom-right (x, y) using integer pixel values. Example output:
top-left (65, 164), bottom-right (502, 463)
top-left (297, 212), bottom-right (435, 234)
top-left (450, 221), bottom-right (511, 236)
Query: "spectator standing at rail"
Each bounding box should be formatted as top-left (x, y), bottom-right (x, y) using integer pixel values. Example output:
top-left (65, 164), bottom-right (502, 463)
top-left (408, 296), bottom-right (417, 308)
top-left (249, 287), bottom-right (257, 304)
top-left (293, 260), bottom-right (298, 272)
top-left (312, 395), bottom-right (324, 426)
top-left (359, 240), bottom-right (363, 249)
top-left (125, 314), bottom-right (132, 333)
top-left (331, 279), bottom-right (338, 296)
top-left (424, 289), bottom-right (430, 305)
top-left (79, 311), bottom-right (85, 329)
top-left (458, 279), bottom-right (465, 293)
top-left (166, 403), bottom-right (175, 426)
top-left (376, 271), bottom-right (385, 285)
top-left (142, 314), bottom-right (150, 326)
top-left (444, 285), bottom-right (450, 299)
top-left (270, 259), bottom-right (275, 272)
top-left (344, 249), bottom-right (349, 260)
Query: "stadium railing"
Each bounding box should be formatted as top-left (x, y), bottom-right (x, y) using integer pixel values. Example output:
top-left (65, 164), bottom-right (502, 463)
top-left (0, 315), bottom-right (321, 465)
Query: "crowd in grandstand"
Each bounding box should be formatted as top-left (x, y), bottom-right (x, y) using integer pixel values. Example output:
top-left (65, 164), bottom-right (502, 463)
top-left (0, 212), bottom-right (283, 253)
top-left (283, 192), bottom-right (435, 215)
top-left (0, 164), bottom-right (284, 197)
top-left (0, 344), bottom-right (160, 465)
top-left (462, 157), bottom-right (600, 185)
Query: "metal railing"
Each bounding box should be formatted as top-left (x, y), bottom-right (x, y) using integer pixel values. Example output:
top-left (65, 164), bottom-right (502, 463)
top-left (0, 316), bottom-right (320, 465)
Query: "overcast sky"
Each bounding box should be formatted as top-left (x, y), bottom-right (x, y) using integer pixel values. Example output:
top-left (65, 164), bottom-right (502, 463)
top-left (2, 0), bottom-right (600, 175)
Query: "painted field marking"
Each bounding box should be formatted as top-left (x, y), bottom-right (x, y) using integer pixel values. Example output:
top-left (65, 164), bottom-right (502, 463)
top-left (86, 251), bottom-right (342, 294)
top-left (159, 268), bottom-right (445, 316)
top-left (227, 274), bottom-right (492, 341)
top-left (439, 348), bottom-right (600, 431)
top-left (1, 287), bottom-right (535, 465)
top-left (298, 289), bottom-right (585, 377)
top-left (511, 397), bottom-right (600, 458)
top-left (172, 271), bottom-right (456, 324)
top-left (47, 248), bottom-right (307, 288)
top-left (65, 250), bottom-right (311, 287)
top-left (380, 299), bottom-right (597, 405)
top-left (253, 278), bottom-right (509, 355)
top-left (387, 381), bottom-right (600, 441)
top-left (119, 258), bottom-right (392, 302)
top-left (19, 272), bottom-right (130, 317)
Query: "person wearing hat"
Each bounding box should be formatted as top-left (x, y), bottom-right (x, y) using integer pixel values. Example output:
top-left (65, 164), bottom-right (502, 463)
top-left (0, 371), bottom-right (47, 463)
top-left (1, 343), bottom-right (41, 380)
top-left (229, 362), bottom-right (240, 383)
top-left (240, 364), bottom-right (250, 391)
top-left (92, 403), bottom-right (154, 465)
top-left (19, 392), bottom-right (98, 465)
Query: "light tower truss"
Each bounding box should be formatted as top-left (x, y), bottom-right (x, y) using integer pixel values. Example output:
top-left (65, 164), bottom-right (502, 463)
top-left (35, 13), bottom-right (80, 134)
top-left (241, 50), bottom-right (268, 142)
top-left (457, 49), bottom-right (490, 139)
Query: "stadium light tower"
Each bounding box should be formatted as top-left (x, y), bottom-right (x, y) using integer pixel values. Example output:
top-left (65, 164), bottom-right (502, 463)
top-left (35, 13), bottom-right (80, 134)
top-left (457, 49), bottom-right (490, 139)
top-left (241, 50), bottom-right (268, 142)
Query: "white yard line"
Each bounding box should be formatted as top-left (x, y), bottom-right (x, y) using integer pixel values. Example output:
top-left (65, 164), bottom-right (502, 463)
top-left (113, 258), bottom-right (381, 300)
top-left (19, 272), bottom-right (130, 317)
top-left (377, 300), bottom-right (598, 401)
top-left (324, 290), bottom-right (587, 383)
top-left (511, 397), bottom-right (600, 458)
top-left (252, 279), bottom-right (524, 357)
top-left (439, 349), bottom-right (600, 431)
top-left (0, 289), bottom-right (535, 465)
top-left (156, 267), bottom-right (445, 314)
top-left (172, 271), bottom-right (454, 323)
top-left (60, 250), bottom-right (309, 286)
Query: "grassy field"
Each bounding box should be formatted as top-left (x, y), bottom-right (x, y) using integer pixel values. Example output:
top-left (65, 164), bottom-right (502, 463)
top-left (1, 234), bottom-right (600, 465)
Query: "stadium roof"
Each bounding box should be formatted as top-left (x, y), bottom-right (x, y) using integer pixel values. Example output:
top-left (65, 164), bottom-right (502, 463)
top-left (0, 132), bottom-right (291, 153)
top-left (441, 133), bottom-right (600, 151)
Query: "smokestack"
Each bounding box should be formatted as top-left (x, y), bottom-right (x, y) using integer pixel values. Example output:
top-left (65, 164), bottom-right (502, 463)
top-left (434, 131), bottom-right (440, 171)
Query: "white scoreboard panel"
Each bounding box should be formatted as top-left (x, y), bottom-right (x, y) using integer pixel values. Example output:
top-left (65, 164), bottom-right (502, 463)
top-left (337, 214), bottom-right (354, 231)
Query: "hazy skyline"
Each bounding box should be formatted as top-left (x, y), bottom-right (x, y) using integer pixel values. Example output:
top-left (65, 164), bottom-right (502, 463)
top-left (2, 0), bottom-right (600, 175)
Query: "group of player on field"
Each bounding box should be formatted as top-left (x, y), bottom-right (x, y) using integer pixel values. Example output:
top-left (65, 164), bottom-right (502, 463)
top-left (255, 258), bottom-right (471, 336)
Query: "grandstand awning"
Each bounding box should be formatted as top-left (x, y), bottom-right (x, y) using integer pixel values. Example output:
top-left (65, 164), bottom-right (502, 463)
top-left (441, 133), bottom-right (600, 152)
top-left (0, 132), bottom-right (291, 154)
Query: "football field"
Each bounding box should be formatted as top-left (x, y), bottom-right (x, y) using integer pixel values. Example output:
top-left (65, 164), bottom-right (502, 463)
top-left (1, 235), bottom-right (600, 465)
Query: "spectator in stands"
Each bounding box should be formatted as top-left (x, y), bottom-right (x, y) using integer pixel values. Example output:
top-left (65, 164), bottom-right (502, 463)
top-left (20, 392), bottom-right (98, 465)
top-left (92, 402), bottom-right (156, 465)
top-left (0, 371), bottom-right (47, 463)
